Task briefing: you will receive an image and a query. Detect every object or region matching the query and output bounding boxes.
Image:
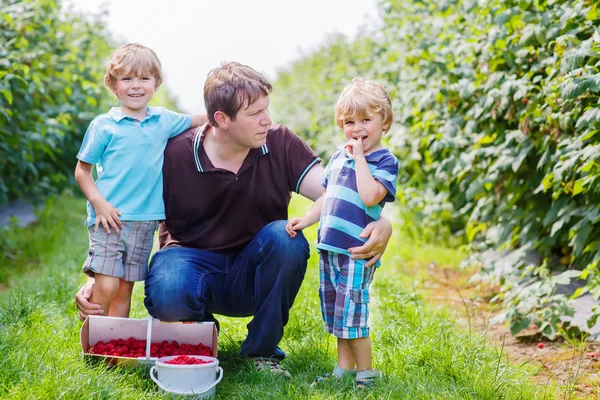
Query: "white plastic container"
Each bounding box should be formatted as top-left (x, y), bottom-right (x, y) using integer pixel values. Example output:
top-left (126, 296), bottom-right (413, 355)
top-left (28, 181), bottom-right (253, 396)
top-left (150, 355), bottom-right (223, 398)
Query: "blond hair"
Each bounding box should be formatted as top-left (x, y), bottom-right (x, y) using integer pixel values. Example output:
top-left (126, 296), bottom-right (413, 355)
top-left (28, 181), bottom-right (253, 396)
top-left (335, 78), bottom-right (393, 133)
top-left (204, 62), bottom-right (272, 127)
top-left (104, 43), bottom-right (163, 89)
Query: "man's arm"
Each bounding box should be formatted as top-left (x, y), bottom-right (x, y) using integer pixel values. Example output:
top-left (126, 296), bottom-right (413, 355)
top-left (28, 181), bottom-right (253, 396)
top-left (348, 218), bottom-right (392, 267)
top-left (74, 277), bottom-right (104, 320)
top-left (297, 163), bottom-right (326, 201)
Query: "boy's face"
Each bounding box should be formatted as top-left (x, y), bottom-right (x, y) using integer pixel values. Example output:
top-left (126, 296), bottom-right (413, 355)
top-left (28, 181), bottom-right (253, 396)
top-left (111, 71), bottom-right (157, 115)
top-left (342, 110), bottom-right (388, 154)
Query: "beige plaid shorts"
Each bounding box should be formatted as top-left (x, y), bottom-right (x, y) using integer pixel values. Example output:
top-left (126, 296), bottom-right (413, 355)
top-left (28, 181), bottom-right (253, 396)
top-left (82, 220), bottom-right (158, 282)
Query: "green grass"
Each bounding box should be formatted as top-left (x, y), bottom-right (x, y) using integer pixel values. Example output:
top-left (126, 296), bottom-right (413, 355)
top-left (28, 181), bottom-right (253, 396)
top-left (0, 194), bottom-right (545, 399)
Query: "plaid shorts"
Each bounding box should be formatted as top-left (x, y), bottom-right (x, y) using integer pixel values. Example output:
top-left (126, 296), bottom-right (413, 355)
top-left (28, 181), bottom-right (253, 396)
top-left (82, 220), bottom-right (158, 282)
top-left (319, 250), bottom-right (376, 339)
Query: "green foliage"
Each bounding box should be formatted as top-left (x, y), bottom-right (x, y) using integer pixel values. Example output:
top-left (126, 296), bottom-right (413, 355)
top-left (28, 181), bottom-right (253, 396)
top-left (0, 0), bottom-right (113, 206)
top-left (0, 195), bottom-right (540, 399)
top-left (272, 0), bottom-right (600, 338)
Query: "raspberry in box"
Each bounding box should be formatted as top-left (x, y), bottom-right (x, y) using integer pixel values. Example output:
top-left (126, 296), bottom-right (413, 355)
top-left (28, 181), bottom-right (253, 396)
top-left (80, 315), bottom-right (218, 367)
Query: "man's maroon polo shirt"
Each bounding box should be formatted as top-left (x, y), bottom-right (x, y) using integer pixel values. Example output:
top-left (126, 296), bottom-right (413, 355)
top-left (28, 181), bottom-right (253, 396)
top-left (159, 124), bottom-right (320, 253)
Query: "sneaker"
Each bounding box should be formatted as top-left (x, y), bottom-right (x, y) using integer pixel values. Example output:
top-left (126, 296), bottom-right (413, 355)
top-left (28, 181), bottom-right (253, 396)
top-left (355, 369), bottom-right (379, 389)
top-left (310, 372), bottom-right (335, 388)
top-left (311, 366), bottom-right (354, 388)
top-left (252, 357), bottom-right (292, 379)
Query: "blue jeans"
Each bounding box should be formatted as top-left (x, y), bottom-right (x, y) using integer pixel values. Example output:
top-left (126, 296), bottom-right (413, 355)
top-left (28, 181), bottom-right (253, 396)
top-left (144, 220), bottom-right (309, 359)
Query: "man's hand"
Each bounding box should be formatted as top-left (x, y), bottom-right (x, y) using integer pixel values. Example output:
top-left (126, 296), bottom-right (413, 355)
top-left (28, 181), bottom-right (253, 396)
top-left (348, 217), bottom-right (392, 267)
top-left (92, 199), bottom-right (122, 233)
top-left (75, 279), bottom-right (104, 321)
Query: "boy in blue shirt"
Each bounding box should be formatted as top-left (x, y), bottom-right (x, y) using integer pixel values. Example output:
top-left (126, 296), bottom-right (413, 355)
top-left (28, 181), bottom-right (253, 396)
top-left (74, 43), bottom-right (205, 318)
top-left (286, 78), bottom-right (399, 388)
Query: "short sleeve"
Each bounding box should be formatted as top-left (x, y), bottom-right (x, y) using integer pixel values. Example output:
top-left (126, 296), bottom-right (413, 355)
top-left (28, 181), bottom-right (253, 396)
top-left (76, 122), bottom-right (107, 164)
top-left (162, 108), bottom-right (192, 138)
top-left (372, 153), bottom-right (399, 204)
top-left (322, 163), bottom-right (329, 189)
top-left (278, 126), bottom-right (321, 193)
top-left (322, 150), bottom-right (343, 189)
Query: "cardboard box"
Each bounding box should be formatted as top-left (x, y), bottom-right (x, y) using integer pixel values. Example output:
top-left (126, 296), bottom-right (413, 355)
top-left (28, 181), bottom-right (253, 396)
top-left (81, 315), bottom-right (218, 366)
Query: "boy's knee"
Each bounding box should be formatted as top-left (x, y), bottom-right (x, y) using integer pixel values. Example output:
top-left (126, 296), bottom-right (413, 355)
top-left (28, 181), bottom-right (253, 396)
top-left (94, 275), bottom-right (121, 299)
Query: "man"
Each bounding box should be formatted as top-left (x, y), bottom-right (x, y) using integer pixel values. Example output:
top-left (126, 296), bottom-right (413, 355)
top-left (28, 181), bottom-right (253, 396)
top-left (75, 62), bottom-right (392, 377)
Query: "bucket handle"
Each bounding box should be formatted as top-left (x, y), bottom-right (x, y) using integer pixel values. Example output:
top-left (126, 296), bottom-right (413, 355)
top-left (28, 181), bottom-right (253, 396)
top-left (150, 366), bottom-right (223, 395)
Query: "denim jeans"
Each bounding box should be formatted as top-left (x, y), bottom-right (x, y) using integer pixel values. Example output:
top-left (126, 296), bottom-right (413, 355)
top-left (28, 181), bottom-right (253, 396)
top-left (144, 220), bottom-right (309, 359)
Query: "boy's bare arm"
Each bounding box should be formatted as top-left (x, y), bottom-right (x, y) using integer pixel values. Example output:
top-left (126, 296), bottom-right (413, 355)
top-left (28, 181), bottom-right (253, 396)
top-left (286, 195), bottom-right (324, 237)
top-left (74, 160), bottom-right (122, 233)
top-left (190, 114), bottom-right (208, 127)
top-left (301, 194), bottom-right (324, 227)
top-left (354, 156), bottom-right (388, 207)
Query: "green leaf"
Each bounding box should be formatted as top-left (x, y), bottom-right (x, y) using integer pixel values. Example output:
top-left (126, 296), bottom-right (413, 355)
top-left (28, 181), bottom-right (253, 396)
top-left (561, 49), bottom-right (592, 73)
top-left (510, 317), bottom-right (531, 336)
top-left (551, 217), bottom-right (567, 237)
top-left (576, 109), bottom-right (600, 128)
top-left (512, 143), bottom-right (533, 172)
top-left (562, 78), bottom-right (597, 99)
top-left (543, 197), bottom-right (569, 226)
top-left (570, 223), bottom-right (593, 257)
top-left (570, 286), bottom-right (590, 300)
top-left (1, 89), bottom-right (13, 105)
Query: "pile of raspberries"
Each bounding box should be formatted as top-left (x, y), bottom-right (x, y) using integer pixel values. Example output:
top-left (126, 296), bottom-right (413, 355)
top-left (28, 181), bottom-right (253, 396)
top-left (88, 337), bottom-right (212, 358)
top-left (163, 355), bottom-right (213, 365)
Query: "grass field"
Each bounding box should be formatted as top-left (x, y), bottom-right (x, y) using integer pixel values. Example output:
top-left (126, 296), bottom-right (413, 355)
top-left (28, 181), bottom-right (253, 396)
top-left (0, 194), bottom-right (545, 399)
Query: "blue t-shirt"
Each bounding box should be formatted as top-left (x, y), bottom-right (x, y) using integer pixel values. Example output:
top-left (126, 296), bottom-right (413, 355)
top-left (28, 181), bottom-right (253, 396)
top-left (317, 148), bottom-right (399, 264)
top-left (77, 106), bottom-right (192, 226)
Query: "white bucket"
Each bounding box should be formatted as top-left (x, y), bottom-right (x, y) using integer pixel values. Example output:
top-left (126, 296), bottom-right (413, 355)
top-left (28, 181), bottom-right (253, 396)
top-left (150, 355), bottom-right (223, 398)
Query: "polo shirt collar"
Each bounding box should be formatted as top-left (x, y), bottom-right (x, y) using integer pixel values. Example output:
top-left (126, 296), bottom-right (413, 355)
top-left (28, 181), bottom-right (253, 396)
top-left (193, 124), bottom-right (270, 173)
top-left (108, 107), bottom-right (158, 123)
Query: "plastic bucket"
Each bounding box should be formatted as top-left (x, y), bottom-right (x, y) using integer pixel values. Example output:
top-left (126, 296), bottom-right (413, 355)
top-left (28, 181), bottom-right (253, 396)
top-left (150, 355), bottom-right (223, 398)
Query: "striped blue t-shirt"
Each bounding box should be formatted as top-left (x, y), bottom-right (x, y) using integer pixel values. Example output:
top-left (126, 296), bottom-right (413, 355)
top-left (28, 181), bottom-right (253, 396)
top-left (317, 148), bottom-right (399, 263)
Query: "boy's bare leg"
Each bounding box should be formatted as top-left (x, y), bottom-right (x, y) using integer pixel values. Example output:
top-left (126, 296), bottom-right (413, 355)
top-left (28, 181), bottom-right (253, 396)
top-left (89, 274), bottom-right (120, 316)
top-left (337, 338), bottom-right (356, 371)
top-left (108, 279), bottom-right (135, 317)
top-left (348, 336), bottom-right (372, 371)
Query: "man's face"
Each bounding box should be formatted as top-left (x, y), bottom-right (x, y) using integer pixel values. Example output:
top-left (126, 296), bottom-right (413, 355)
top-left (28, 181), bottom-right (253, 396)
top-left (227, 95), bottom-right (272, 149)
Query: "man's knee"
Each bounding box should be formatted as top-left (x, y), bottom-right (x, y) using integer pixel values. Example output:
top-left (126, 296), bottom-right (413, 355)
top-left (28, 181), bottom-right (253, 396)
top-left (144, 249), bottom-right (208, 322)
top-left (261, 220), bottom-right (310, 260)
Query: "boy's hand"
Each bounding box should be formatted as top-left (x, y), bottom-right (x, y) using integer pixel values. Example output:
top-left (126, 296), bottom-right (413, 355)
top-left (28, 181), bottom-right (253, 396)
top-left (344, 139), bottom-right (365, 159)
top-left (92, 199), bottom-right (122, 233)
top-left (286, 217), bottom-right (307, 238)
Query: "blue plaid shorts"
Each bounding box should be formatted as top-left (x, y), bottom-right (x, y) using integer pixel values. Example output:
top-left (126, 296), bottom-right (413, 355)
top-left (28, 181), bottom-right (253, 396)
top-left (319, 250), bottom-right (376, 339)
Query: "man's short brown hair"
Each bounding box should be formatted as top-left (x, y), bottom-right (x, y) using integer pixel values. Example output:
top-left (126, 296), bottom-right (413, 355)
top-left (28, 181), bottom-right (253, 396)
top-left (204, 62), bottom-right (272, 127)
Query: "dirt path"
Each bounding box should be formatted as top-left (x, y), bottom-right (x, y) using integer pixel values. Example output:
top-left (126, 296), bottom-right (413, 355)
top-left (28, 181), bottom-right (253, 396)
top-left (420, 264), bottom-right (599, 400)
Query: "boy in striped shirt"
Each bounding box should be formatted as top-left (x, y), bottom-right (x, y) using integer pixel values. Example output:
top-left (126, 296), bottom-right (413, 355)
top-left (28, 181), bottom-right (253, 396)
top-left (286, 78), bottom-right (398, 388)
